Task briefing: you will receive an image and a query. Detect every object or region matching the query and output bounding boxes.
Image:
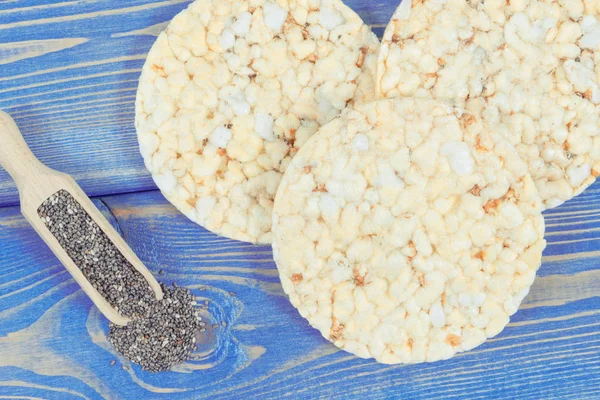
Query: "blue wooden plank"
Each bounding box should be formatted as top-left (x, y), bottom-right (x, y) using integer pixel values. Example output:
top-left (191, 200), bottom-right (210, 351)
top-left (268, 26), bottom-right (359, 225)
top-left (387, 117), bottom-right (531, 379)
top-left (0, 1), bottom-right (195, 207)
top-left (0, 188), bottom-right (598, 399)
top-left (0, 0), bottom-right (188, 19)
top-left (0, 0), bottom-right (398, 207)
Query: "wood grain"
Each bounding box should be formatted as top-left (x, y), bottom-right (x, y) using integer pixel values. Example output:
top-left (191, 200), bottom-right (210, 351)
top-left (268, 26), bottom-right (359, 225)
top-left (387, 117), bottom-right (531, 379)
top-left (0, 185), bottom-right (599, 399)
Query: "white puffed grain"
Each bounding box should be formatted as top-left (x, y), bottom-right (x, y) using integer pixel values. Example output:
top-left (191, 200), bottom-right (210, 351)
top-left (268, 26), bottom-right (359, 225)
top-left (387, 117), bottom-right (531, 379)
top-left (377, 0), bottom-right (600, 209)
top-left (272, 99), bottom-right (546, 364)
top-left (135, 0), bottom-right (379, 243)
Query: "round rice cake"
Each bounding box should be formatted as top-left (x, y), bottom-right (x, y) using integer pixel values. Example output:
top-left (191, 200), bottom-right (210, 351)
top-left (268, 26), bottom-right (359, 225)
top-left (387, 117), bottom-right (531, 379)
top-left (272, 98), bottom-right (547, 364)
top-left (135, 0), bottom-right (379, 244)
top-left (377, 0), bottom-right (600, 209)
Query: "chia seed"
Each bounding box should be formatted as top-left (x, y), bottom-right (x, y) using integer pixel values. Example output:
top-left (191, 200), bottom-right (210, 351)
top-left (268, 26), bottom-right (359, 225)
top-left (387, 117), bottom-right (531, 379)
top-left (108, 284), bottom-right (204, 372)
top-left (38, 190), bottom-right (156, 318)
top-left (37, 190), bottom-right (205, 372)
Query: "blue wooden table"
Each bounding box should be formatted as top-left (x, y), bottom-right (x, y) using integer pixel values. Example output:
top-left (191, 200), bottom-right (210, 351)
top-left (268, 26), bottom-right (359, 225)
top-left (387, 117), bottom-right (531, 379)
top-left (0, 1), bottom-right (599, 399)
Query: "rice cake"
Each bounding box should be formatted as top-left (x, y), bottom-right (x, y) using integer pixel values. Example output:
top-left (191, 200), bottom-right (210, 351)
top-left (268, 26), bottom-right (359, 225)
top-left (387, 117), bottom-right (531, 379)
top-left (135, 0), bottom-right (379, 243)
top-left (272, 98), bottom-right (547, 363)
top-left (377, 0), bottom-right (600, 209)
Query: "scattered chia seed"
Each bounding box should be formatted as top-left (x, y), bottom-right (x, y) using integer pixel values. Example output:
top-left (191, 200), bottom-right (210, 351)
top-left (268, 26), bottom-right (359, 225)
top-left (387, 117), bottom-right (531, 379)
top-left (37, 190), bottom-right (206, 372)
top-left (108, 284), bottom-right (204, 372)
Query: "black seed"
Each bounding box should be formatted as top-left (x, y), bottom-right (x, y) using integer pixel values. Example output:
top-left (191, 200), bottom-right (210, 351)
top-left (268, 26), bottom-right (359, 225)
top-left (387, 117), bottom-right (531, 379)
top-left (37, 190), bottom-right (207, 373)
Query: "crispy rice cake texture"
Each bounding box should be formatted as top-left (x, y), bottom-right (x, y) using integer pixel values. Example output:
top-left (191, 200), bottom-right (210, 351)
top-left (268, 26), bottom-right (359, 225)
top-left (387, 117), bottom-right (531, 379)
top-left (378, 0), bottom-right (600, 209)
top-left (135, 0), bottom-right (379, 244)
top-left (273, 98), bottom-right (546, 364)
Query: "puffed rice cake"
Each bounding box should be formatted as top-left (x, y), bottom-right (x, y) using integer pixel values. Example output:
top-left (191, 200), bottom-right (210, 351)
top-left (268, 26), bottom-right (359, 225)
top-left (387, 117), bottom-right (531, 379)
top-left (377, 0), bottom-right (600, 209)
top-left (272, 98), bottom-right (547, 364)
top-left (135, 0), bottom-right (379, 243)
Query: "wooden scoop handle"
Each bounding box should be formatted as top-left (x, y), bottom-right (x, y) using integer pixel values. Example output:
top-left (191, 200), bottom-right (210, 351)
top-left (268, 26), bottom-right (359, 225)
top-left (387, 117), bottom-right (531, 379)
top-left (0, 111), bottom-right (76, 211)
top-left (0, 111), bottom-right (50, 189)
top-left (0, 111), bottom-right (163, 326)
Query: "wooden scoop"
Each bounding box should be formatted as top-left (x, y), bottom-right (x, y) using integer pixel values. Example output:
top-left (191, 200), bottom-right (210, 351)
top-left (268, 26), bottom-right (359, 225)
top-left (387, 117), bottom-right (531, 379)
top-left (0, 111), bottom-right (163, 326)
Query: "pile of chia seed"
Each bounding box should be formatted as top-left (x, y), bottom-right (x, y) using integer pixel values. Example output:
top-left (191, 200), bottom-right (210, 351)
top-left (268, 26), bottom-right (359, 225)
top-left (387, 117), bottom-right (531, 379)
top-left (108, 284), bottom-right (202, 372)
top-left (38, 189), bottom-right (204, 372)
